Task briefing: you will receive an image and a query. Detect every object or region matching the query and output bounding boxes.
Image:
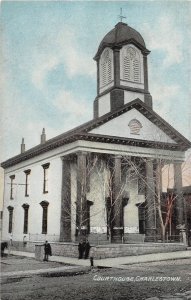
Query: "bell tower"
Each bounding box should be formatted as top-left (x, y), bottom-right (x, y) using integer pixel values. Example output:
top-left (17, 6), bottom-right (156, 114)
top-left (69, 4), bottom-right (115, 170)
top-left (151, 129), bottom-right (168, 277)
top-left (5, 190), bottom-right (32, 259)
top-left (93, 21), bottom-right (153, 118)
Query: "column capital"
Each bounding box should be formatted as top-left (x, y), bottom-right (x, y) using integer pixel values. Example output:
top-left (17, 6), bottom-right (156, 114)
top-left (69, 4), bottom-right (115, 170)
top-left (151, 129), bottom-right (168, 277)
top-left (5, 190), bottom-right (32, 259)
top-left (173, 160), bottom-right (183, 165)
top-left (76, 151), bottom-right (88, 157)
top-left (61, 156), bottom-right (69, 161)
top-left (115, 155), bottom-right (122, 160)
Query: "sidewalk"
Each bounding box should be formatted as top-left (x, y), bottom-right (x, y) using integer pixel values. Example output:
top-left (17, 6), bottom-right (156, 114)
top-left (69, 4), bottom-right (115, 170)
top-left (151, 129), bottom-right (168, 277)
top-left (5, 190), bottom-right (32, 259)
top-left (2, 248), bottom-right (191, 272)
top-left (1, 265), bottom-right (90, 279)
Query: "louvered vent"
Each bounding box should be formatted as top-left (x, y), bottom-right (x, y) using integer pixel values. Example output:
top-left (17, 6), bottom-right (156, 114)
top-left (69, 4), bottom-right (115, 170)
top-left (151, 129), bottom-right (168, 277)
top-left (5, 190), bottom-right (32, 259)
top-left (128, 119), bottom-right (142, 135)
top-left (133, 59), bottom-right (140, 82)
top-left (102, 62), bottom-right (107, 86)
top-left (107, 59), bottom-right (112, 82)
top-left (100, 49), bottom-right (112, 87)
top-left (124, 57), bottom-right (130, 80)
top-left (123, 46), bottom-right (141, 83)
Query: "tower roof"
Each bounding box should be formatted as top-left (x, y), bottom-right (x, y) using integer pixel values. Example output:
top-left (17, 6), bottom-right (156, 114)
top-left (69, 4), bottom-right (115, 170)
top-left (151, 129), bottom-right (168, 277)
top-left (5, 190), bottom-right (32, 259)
top-left (94, 22), bottom-right (149, 60)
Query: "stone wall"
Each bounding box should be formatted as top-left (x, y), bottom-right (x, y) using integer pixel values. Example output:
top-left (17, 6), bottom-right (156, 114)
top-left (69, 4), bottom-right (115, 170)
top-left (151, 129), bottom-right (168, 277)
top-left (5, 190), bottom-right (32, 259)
top-left (9, 241), bottom-right (186, 259)
top-left (90, 243), bottom-right (186, 259)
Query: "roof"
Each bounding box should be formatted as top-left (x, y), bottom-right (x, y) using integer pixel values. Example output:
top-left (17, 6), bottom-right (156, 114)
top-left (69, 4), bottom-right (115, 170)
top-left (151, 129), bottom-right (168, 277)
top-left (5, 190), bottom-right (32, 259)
top-left (1, 99), bottom-right (191, 169)
top-left (94, 22), bottom-right (150, 60)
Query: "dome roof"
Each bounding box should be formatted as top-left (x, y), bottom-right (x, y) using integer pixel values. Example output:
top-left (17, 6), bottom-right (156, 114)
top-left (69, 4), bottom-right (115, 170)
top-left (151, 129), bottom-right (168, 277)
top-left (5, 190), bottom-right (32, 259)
top-left (94, 22), bottom-right (149, 60)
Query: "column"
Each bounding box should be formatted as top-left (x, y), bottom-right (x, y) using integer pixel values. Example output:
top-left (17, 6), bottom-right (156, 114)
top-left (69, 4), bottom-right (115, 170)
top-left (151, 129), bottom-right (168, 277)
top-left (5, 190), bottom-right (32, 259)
top-left (145, 159), bottom-right (156, 240)
top-left (154, 162), bottom-right (163, 236)
top-left (97, 60), bottom-right (100, 95)
top-left (143, 55), bottom-right (149, 93)
top-left (111, 155), bottom-right (123, 243)
top-left (113, 47), bottom-right (121, 87)
top-left (143, 54), bottom-right (153, 108)
top-left (174, 162), bottom-right (184, 226)
top-left (76, 151), bottom-right (88, 238)
top-left (60, 156), bottom-right (71, 242)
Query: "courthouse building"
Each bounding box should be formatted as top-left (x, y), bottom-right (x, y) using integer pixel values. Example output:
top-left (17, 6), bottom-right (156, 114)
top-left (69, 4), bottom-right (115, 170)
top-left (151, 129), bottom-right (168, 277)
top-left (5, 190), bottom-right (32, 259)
top-left (1, 21), bottom-right (191, 244)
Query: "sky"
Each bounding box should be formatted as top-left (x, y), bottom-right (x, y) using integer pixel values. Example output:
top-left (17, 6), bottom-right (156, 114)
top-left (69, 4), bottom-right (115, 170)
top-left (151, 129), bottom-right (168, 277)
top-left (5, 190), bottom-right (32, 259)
top-left (1, 0), bottom-right (191, 165)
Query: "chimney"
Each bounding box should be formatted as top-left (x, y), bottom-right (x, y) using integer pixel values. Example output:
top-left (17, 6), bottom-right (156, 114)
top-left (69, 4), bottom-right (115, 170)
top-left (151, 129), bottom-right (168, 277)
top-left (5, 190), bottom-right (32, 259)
top-left (21, 138), bottom-right (25, 154)
top-left (41, 128), bottom-right (46, 144)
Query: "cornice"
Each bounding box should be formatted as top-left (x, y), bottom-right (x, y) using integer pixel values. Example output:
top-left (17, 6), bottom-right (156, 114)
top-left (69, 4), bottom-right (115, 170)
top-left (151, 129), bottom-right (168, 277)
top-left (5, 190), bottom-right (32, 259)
top-left (1, 99), bottom-right (190, 169)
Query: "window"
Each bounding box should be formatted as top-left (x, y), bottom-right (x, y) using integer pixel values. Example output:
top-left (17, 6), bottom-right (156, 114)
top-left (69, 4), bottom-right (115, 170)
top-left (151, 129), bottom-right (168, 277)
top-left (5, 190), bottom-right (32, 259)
top-left (24, 169), bottom-right (31, 197)
top-left (9, 175), bottom-right (15, 200)
top-left (7, 206), bottom-right (14, 233)
top-left (136, 203), bottom-right (146, 234)
top-left (100, 48), bottom-right (113, 87)
top-left (128, 119), bottom-right (142, 135)
top-left (40, 201), bottom-right (49, 234)
top-left (42, 163), bottom-right (50, 193)
top-left (123, 46), bottom-right (141, 83)
top-left (22, 204), bottom-right (29, 234)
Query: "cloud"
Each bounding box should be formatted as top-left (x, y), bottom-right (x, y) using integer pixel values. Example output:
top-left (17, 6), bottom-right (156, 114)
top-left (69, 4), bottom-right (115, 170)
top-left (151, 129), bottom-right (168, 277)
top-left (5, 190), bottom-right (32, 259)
top-left (151, 83), bottom-right (181, 118)
top-left (31, 26), bottom-right (96, 91)
top-left (142, 14), bottom-right (190, 139)
top-left (53, 88), bottom-right (92, 132)
top-left (142, 15), bottom-right (183, 68)
top-left (32, 56), bottom-right (59, 90)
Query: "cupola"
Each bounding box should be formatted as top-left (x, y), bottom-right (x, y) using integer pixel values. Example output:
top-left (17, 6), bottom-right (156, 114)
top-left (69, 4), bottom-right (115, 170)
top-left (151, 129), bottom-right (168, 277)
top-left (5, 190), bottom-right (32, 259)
top-left (93, 22), bottom-right (153, 118)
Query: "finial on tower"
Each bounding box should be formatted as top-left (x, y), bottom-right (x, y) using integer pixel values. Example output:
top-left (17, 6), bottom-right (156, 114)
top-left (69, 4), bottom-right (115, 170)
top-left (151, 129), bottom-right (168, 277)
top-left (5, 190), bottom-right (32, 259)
top-left (41, 128), bottom-right (46, 144)
top-left (21, 137), bottom-right (25, 154)
top-left (118, 8), bottom-right (126, 23)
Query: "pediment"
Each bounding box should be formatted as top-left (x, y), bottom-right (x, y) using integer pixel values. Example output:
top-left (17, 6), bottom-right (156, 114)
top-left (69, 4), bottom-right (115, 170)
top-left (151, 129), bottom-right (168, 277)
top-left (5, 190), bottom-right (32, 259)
top-left (89, 108), bottom-right (177, 144)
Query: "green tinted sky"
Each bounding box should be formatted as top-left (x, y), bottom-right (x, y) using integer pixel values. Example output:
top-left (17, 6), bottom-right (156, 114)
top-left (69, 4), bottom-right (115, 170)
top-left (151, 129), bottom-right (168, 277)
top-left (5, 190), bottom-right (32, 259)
top-left (1, 0), bottom-right (191, 161)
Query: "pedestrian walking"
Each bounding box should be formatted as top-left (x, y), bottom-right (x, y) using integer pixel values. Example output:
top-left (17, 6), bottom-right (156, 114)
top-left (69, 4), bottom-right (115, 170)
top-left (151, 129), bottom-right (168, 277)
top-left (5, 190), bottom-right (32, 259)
top-left (43, 241), bottom-right (52, 261)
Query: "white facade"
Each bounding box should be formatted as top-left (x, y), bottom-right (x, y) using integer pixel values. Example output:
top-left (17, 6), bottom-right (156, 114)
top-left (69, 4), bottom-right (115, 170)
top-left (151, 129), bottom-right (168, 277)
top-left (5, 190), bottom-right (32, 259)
top-left (98, 93), bottom-right (111, 117)
top-left (2, 152), bottom-right (62, 242)
top-left (1, 120), bottom-right (186, 242)
top-left (124, 91), bottom-right (144, 104)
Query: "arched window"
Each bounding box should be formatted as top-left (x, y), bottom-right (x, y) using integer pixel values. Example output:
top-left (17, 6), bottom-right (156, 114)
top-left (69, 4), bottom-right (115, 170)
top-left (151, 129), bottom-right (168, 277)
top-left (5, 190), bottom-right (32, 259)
top-left (42, 163), bottom-right (50, 194)
top-left (40, 201), bottom-right (49, 234)
top-left (9, 175), bottom-right (15, 200)
top-left (100, 48), bottom-right (113, 87)
top-left (22, 204), bottom-right (29, 234)
top-left (7, 206), bottom-right (14, 233)
top-left (123, 46), bottom-right (141, 83)
top-left (128, 119), bottom-right (142, 135)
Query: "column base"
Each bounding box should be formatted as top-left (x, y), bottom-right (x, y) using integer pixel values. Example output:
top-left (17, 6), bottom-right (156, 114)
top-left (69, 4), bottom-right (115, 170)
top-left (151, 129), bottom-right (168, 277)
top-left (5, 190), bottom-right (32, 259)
top-left (60, 237), bottom-right (71, 243)
top-left (75, 228), bottom-right (88, 240)
top-left (111, 228), bottom-right (123, 243)
top-left (144, 228), bottom-right (156, 242)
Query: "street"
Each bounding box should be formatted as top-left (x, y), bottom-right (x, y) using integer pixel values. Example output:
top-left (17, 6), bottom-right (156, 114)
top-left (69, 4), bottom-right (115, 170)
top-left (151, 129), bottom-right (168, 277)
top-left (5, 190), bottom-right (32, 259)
top-left (1, 256), bottom-right (191, 300)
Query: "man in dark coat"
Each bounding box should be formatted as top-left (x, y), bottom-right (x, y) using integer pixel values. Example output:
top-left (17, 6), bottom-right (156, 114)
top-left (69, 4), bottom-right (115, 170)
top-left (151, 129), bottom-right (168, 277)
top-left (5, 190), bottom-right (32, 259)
top-left (84, 239), bottom-right (91, 259)
top-left (78, 239), bottom-right (84, 259)
top-left (1, 242), bottom-right (8, 257)
top-left (43, 241), bottom-right (52, 261)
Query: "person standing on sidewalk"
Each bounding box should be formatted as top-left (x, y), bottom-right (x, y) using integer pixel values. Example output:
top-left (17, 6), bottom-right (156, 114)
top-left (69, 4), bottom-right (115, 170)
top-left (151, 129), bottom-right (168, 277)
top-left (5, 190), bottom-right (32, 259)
top-left (43, 241), bottom-right (52, 261)
top-left (78, 239), bottom-right (84, 259)
top-left (84, 239), bottom-right (91, 259)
